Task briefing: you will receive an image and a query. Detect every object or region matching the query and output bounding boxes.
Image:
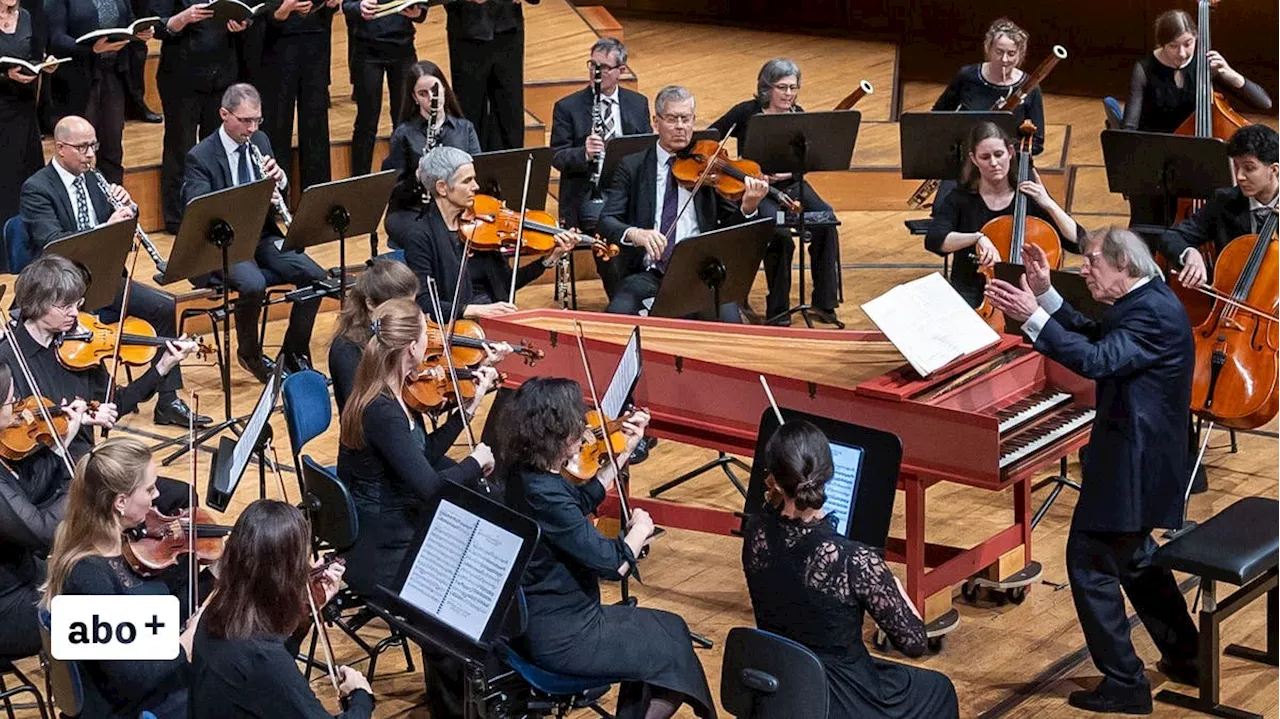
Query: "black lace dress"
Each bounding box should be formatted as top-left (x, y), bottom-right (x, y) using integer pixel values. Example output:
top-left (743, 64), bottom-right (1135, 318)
top-left (742, 508), bottom-right (958, 719)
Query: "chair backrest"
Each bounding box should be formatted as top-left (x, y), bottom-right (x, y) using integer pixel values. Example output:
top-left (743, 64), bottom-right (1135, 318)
top-left (300, 455), bottom-right (360, 553)
top-left (281, 369), bottom-right (333, 463)
top-left (1103, 97), bottom-right (1125, 129)
top-left (720, 627), bottom-right (828, 719)
top-left (3, 216), bottom-right (33, 276)
top-left (38, 608), bottom-right (83, 717)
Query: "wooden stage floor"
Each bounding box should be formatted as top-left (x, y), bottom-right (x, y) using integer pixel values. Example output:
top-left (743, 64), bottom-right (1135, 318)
top-left (7, 5), bottom-right (1279, 718)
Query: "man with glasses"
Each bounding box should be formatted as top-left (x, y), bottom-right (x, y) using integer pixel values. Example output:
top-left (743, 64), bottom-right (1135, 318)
top-left (598, 85), bottom-right (770, 321)
top-left (182, 83), bottom-right (326, 384)
top-left (18, 116), bottom-right (210, 428)
top-left (550, 38), bottom-right (652, 299)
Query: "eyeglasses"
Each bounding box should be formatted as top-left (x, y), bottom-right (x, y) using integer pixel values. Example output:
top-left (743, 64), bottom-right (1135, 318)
top-left (51, 298), bottom-right (85, 314)
top-left (232, 114), bottom-right (263, 127)
top-left (1081, 250), bottom-right (1105, 266)
top-left (657, 113), bottom-right (695, 127)
top-left (772, 82), bottom-right (801, 93)
top-left (588, 60), bottom-right (622, 73)
top-left (58, 141), bottom-right (99, 154)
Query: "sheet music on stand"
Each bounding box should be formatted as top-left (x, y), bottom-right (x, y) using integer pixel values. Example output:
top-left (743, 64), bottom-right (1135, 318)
top-left (398, 499), bottom-right (524, 642)
top-left (601, 327), bottom-right (642, 420)
top-left (860, 273), bottom-right (1000, 377)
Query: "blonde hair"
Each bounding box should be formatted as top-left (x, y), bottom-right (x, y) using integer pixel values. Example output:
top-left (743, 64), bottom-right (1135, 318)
top-left (984, 18), bottom-right (1029, 64)
top-left (42, 438), bottom-right (153, 607)
top-left (339, 298), bottom-right (426, 450)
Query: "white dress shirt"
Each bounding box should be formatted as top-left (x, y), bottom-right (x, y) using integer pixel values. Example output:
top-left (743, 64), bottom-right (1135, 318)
top-left (1021, 276), bottom-right (1152, 342)
top-left (52, 160), bottom-right (99, 227)
top-left (218, 127), bottom-right (287, 190)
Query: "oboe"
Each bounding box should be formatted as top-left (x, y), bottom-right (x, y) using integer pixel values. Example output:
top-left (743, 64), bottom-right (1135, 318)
top-left (91, 170), bottom-right (167, 273)
top-left (247, 142), bottom-right (293, 231)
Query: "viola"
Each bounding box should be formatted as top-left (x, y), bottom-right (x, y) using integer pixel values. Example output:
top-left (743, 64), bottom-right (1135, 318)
top-left (563, 408), bottom-right (639, 482)
top-left (976, 121), bottom-right (1064, 328)
top-left (426, 317), bottom-right (543, 368)
top-left (56, 313), bottom-right (214, 372)
top-left (122, 506), bottom-right (231, 577)
top-left (0, 396), bottom-right (96, 461)
top-left (1188, 209), bottom-right (1278, 429)
top-left (402, 358), bottom-right (507, 414)
top-left (671, 140), bottom-right (801, 212)
top-left (461, 194), bottom-right (619, 261)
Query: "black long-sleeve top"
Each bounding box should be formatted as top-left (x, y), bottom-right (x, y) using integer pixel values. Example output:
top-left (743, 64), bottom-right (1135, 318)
top-left (340, 0), bottom-right (424, 56)
top-left (708, 98), bottom-right (800, 149)
top-left (1122, 53), bottom-right (1273, 133)
top-left (0, 322), bottom-right (164, 460)
top-left (191, 622), bottom-right (374, 718)
top-left (327, 334), bottom-right (362, 415)
top-left (924, 186), bottom-right (1084, 306)
top-left (264, 0), bottom-right (336, 37)
top-left (1159, 186), bottom-right (1261, 262)
top-left (381, 113), bottom-right (482, 211)
top-left (149, 0), bottom-right (239, 91)
top-left (933, 63), bottom-right (1046, 156)
top-left (62, 556), bottom-right (190, 719)
top-left (0, 460), bottom-right (65, 602)
top-left (0, 9), bottom-right (45, 103)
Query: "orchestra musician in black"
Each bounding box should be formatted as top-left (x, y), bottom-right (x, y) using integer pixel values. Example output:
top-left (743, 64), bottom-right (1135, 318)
top-left (342, 0), bottom-right (425, 178)
top-left (0, 0), bottom-right (49, 221)
top-left (444, 0), bottom-right (523, 151)
top-left (383, 60), bottom-right (480, 213)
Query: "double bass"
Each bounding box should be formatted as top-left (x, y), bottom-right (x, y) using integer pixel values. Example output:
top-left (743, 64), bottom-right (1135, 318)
top-left (1166, 0), bottom-right (1251, 324)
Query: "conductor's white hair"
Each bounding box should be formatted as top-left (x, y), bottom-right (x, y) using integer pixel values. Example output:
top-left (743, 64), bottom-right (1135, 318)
top-left (418, 146), bottom-right (473, 192)
top-left (1088, 227), bottom-right (1161, 279)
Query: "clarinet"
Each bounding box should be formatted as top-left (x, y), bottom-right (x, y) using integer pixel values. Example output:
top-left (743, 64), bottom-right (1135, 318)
top-left (91, 170), bottom-right (167, 273)
top-left (247, 142), bottom-right (293, 231)
top-left (586, 64), bottom-right (607, 195)
top-left (424, 85), bottom-right (441, 153)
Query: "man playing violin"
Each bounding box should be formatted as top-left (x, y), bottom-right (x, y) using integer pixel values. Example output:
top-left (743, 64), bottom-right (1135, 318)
top-left (18, 116), bottom-right (209, 428)
top-left (384, 144), bottom-right (577, 323)
top-left (599, 85), bottom-right (770, 321)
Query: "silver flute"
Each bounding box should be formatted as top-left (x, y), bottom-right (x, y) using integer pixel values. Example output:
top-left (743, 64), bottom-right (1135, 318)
top-left (91, 169), bottom-right (167, 273)
top-left (247, 142), bottom-right (293, 231)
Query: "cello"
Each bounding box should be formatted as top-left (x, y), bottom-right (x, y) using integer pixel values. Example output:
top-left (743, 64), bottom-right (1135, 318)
top-left (975, 121), bottom-right (1064, 328)
top-left (1188, 208), bottom-right (1278, 429)
top-left (1166, 0), bottom-right (1251, 324)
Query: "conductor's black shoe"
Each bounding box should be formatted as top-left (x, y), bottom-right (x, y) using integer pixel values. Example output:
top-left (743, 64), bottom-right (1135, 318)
top-left (1157, 658), bottom-right (1200, 686)
top-left (1067, 689), bottom-right (1152, 715)
top-left (154, 398), bottom-right (213, 427)
top-left (237, 352), bottom-right (271, 384)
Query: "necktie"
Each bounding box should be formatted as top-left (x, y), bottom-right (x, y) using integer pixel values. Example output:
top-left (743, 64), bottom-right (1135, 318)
top-left (657, 155), bottom-right (679, 271)
top-left (236, 144), bottom-right (253, 186)
top-left (1253, 207), bottom-right (1270, 234)
top-left (72, 175), bottom-right (91, 230)
top-left (601, 98), bottom-right (617, 141)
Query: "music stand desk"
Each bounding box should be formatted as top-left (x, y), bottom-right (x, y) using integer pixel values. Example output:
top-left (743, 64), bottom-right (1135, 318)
top-left (42, 220), bottom-right (138, 313)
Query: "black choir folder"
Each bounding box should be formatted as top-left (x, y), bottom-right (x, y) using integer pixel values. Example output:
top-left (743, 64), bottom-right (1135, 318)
top-left (377, 482), bottom-right (540, 659)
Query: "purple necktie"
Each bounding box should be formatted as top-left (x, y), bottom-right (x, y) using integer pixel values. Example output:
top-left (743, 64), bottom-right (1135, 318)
top-left (657, 156), bottom-right (679, 271)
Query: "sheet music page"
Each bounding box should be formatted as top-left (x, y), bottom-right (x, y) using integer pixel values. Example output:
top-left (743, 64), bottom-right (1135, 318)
top-left (398, 500), bottom-right (523, 642)
top-left (823, 443), bottom-right (864, 536)
top-left (860, 273), bottom-right (1000, 377)
top-left (230, 373), bottom-right (275, 483)
top-left (601, 328), bottom-right (641, 420)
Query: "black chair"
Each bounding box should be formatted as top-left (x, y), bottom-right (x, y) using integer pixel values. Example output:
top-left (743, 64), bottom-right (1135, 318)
top-left (1153, 496), bottom-right (1278, 719)
top-left (298, 455), bottom-right (415, 683)
top-left (720, 627), bottom-right (828, 719)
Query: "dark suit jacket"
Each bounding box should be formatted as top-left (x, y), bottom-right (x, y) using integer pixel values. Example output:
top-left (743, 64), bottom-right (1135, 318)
top-left (46, 0), bottom-right (133, 109)
top-left (182, 128), bottom-right (282, 238)
top-left (550, 86), bottom-right (650, 229)
top-left (150, 0), bottom-right (239, 93)
top-left (386, 200), bottom-right (546, 321)
top-left (1159, 187), bottom-right (1257, 264)
top-left (19, 163), bottom-right (113, 249)
top-left (1034, 279), bottom-right (1192, 532)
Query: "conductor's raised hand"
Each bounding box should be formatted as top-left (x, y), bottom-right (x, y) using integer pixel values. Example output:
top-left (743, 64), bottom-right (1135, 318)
top-left (984, 276), bottom-right (1039, 323)
top-left (1021, 243), bottom-right (1052, 296)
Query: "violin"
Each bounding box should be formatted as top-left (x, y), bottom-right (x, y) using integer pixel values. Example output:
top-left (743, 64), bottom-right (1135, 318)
top-left (0, 396), bottom-right (97, 461)
top-left (1188, 209), bottom-right (1278, 429)
top-left (671, 140), bottom-right (801, 212)
top-left (976, 120), bottom-right (1064, 328)
top-left (563, 408), bottom-right (640, 482)
top-left (402, 358), bottom-right (507, 414)
top-left (462, 194), bottom-right (619, 261)
top-left (308, 556), bottom-right (347, 607)
top-left (56, 313), bottom-right (214, 372)
top-left (426, 318), bottom-right (543, 368)
top-left (122, 506), bottom-right (232, 577)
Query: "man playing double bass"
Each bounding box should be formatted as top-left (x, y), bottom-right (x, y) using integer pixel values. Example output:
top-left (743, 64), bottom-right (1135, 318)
top-left (984, 229), bottom-right (1199, 715)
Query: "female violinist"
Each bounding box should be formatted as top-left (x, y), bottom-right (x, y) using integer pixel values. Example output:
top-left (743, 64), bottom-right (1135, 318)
top-left (383, 60), bottom-right (482, 212)
top-left (191, 499), bottom-right (373, 718)
top-left (41, 437), bottom-right (201, 719)
top-left (499, 377), bottom-right (716, 719)
top-left (336, 298), bottom-right (496, 597)
top-left (384, 146), bottom-right (577, 321)
top-left (708, 58), bottom-right (842, 326)
top-left (925, 122), bottom-right (1084, 308)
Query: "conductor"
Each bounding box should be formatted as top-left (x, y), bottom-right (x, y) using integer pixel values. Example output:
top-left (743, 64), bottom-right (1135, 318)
top-left (983, 228), bottom-right (1199, 715)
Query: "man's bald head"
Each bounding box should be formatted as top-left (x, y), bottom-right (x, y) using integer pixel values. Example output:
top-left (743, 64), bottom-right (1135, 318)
top-left (52, 116), bottom-right (98, 175)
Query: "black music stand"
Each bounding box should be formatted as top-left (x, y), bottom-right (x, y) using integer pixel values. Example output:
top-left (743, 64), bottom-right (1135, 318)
top-left (744, 111), bottom-right (861, 328)
top-left (1100, 129), bottom-right (1232, 238)
top-left (472, 146), bottom-right (553, 210)
top-left (899, 111), bottom-right (1019, 182)
top-left (42, 219), bottom-right (138, 313)
top-left (153, 178), bottom-right (275, 464)
top-left (650, 218), bottom-right (773, 321)
top-left (205, 352), bottom-right (285, 512)
top-left (281, 169), bottom-right (397, 302)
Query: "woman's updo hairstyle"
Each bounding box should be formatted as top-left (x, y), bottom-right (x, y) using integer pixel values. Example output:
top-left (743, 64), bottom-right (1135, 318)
top-left (764, 420), bottom-right (834, 512)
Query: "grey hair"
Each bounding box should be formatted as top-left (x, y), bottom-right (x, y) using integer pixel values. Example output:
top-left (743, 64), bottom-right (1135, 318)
top-left (756, 58), bottom-right (801, 105)
top-left (654, 85), bottom-right (694, 117)
top-left (590, 37), bottom-right (628, 67)
top-left (1087, 227), bottom-right (1161, 279)
top-left (221, 83), bottom-right (261, 111)
top-left (417, 146), bottom-right (473, 195)
top-left (15, 254), bottom-right (86, 321)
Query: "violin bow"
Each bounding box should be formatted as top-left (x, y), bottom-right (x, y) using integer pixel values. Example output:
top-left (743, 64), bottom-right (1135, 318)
top-left (0, 321), bottom-right (75, 476)
top-left (660, 123), bottom-right (738, 242)
top-left (304, 543), bottom-right (343, 700)
top-left (759, 375), bottom-right (785, 425)
top-left (1171, 271), bottom-right (1280, 323)
top-left (507, 152), bottom-right (535, 305)
top-left (571, 320), bottom-right (631, 529)
top-left (186, 391), bottom-right (198, 626)
top-left (424, 277), bottom-right (480, 452)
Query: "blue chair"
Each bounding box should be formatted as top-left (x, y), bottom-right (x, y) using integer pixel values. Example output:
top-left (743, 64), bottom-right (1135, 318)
top-left (2, 217), bottom-right (33, 276)
top-left (720, 627), bottom-right (828, 719)
top-left (281, 369), bottom-right (334, 481)
top-left (1103, 96), bottom-right (1125, 129)
top-left (376, 249), bottom-right (405, 264)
